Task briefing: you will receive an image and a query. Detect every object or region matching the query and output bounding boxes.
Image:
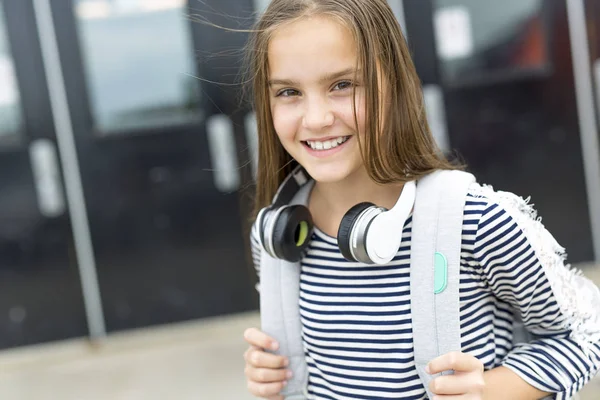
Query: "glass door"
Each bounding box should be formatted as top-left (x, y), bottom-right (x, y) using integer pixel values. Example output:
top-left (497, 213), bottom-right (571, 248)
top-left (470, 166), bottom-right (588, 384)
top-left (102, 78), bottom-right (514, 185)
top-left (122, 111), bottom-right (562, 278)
top-left (403, 0), bottom-right (599, 264)
top-left (46, 0), bottom-right (259, 333)
top-left (0, 0), bottom-right (89, 349)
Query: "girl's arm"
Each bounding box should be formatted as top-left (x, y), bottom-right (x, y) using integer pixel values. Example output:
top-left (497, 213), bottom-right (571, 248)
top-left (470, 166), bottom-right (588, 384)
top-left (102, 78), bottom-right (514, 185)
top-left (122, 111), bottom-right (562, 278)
top-left (472, 185), bottom-right (600, 400)
top-left (484, 366), bottom-right (551, 399)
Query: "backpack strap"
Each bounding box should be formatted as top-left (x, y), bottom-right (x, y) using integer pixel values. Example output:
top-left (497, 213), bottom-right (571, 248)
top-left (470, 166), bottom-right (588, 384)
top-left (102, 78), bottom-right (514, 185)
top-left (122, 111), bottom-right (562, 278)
top-left (259, 180), bottom-right (314, 399)
top-left (411, 170), bottom-right (475, 399)
top-left (259, 169), bottom-right (475, 399)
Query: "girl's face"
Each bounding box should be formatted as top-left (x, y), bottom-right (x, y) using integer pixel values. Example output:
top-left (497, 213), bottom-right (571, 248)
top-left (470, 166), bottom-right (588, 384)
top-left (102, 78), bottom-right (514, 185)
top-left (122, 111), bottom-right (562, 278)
top-left (267, 15), bottom-right (366, 184)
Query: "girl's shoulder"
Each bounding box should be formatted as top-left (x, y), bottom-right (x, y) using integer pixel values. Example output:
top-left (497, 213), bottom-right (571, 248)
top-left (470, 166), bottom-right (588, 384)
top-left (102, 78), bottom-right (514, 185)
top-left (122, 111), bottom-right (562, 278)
top-left (463, 181), bottom-right (556, 242)
top-left (462, 181), bottom-right (570, 280)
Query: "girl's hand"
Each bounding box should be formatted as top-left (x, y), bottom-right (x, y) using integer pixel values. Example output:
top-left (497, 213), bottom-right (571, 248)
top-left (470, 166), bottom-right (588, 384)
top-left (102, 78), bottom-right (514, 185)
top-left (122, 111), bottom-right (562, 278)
top-left (243, 327), bottom-right (292, 400)
top-left (427, 351), bottom-right (485, 399)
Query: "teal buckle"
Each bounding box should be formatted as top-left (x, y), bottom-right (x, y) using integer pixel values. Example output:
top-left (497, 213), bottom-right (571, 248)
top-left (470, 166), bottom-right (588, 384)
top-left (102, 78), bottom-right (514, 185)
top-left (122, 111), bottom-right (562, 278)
top-left (434, 252), bottom-right (448, 294)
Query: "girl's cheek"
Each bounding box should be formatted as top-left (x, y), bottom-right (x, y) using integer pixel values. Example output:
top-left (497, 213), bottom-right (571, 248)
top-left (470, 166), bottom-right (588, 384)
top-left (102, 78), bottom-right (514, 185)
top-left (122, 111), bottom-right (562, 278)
top-left (272, 105), bottom-right (300, 139)
top-left (338, 96), bottom-right (366, 133)
top-left (270, 104), bottom-right (284, 137)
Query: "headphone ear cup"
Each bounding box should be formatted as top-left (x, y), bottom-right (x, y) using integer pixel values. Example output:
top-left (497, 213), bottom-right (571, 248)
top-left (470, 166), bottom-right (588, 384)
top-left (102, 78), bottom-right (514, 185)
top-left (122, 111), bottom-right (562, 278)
top-left (256, 206), bottom-right (272, 252)
top-left (272, 205), bottom-right (314, 262)
top-left (337, 202), bottom-right (376, 261)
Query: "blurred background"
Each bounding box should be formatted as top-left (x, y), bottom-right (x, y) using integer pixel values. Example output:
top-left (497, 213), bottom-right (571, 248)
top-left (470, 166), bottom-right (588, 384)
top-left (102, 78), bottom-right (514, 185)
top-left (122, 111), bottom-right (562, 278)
top-left (0, 0), bottom-right (599, 398)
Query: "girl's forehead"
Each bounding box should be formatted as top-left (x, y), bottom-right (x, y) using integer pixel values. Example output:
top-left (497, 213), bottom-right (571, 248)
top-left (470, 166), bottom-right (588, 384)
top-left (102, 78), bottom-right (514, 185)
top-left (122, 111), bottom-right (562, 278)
top-left (268, 14), bottom-right (354, 49)
top-left (267, 15), bottom-right (358, 80)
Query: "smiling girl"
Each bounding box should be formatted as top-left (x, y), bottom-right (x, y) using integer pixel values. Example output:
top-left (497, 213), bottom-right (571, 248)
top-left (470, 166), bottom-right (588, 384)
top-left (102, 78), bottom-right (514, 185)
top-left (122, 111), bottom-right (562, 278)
top-left (241, 1), bottom-right (600, 399)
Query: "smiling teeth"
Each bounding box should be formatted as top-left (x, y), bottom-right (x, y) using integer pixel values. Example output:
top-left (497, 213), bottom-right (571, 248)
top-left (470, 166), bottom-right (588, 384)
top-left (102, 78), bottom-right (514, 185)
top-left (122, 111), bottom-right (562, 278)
top-left (306, 136), bottom-right (349, 150)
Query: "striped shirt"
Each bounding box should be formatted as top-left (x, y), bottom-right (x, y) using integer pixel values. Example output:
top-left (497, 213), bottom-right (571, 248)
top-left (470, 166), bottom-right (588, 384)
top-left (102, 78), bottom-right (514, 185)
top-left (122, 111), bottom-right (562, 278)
top-left (251, 182), bottom-right (600, 399)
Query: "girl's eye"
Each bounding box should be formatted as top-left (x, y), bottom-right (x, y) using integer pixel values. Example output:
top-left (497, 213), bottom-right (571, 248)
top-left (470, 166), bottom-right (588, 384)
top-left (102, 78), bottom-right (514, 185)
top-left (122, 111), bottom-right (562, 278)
top-left (333, 81), bottom-right (354, 91)
top-left (276, 89), bottom-right (300, 97)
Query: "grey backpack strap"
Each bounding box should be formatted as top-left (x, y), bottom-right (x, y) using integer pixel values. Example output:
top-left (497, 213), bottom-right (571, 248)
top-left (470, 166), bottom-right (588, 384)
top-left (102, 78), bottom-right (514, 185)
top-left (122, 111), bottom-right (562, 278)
top-left (411, 170), bottom-right (475, 399)
top-left (259, 180), bottom-right (314, 400)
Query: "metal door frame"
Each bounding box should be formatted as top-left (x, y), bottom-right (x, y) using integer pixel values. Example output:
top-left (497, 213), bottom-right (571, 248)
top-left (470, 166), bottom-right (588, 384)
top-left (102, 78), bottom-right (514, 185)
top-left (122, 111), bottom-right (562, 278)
top-left (566, 0), bottom-right (600, 263)
top-left (32, 0), bottom-right (106, 340)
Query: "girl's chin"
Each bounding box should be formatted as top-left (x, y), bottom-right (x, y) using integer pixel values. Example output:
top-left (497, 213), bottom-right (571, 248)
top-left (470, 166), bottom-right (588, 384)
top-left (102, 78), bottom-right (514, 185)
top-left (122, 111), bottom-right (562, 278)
top-left (300, 162), bottom-right (362, 184)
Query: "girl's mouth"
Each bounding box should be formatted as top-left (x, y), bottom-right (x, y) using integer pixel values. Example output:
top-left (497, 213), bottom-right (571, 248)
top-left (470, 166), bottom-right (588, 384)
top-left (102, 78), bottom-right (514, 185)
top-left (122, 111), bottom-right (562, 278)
top-left (302, 136), bottom-right (352, 158)
top-left (302, 136), bottom-right (350, 151)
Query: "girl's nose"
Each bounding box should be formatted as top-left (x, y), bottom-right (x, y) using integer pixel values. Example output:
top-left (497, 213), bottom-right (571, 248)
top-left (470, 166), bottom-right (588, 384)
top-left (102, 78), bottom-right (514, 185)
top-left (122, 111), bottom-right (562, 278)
top-left (302, 97), bottom-right (335, 131)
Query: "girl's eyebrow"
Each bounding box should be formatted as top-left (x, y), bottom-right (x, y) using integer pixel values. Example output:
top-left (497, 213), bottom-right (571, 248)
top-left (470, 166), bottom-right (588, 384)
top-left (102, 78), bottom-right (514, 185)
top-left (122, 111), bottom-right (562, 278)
top-left (268, 67), bottom-right (359, 86)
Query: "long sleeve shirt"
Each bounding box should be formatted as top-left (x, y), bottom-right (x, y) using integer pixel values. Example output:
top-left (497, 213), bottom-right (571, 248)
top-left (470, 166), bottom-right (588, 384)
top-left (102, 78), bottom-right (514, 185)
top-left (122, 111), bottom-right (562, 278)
top-left (250, 181), bottom-right (600, 399)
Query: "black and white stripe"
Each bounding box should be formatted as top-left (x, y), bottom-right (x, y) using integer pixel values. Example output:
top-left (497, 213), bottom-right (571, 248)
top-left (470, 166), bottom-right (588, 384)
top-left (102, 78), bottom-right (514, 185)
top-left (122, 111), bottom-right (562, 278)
top-left (251, 185), bottom-right (600, 399)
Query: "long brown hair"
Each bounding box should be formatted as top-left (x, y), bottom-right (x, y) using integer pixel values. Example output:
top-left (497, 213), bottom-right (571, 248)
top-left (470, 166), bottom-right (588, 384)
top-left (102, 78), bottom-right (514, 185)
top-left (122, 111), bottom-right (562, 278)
top-left (245, 0), bottom-right (461, 220)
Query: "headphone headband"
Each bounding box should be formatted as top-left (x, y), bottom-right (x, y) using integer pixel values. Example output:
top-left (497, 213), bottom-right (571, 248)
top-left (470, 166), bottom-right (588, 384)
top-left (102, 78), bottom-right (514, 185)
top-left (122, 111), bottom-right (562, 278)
top-left (271, 164), bottom-right (311, 208)
top-left (258, 164), bottom-right (314, 262)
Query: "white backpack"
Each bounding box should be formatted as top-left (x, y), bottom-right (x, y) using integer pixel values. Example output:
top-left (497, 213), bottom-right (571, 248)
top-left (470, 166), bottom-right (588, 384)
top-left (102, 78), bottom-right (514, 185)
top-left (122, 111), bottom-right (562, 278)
top-left (257, 170), bottom-right (548, 399)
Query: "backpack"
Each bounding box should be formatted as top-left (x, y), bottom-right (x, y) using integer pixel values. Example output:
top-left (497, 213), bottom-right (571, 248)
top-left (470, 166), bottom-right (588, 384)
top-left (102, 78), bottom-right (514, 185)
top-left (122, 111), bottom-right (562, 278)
top-left (257, 169), bottom-right (542, 399)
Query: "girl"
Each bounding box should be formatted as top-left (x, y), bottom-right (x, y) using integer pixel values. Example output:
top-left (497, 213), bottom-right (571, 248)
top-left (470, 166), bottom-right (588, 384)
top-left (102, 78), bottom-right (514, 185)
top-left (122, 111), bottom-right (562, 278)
top-left (241, 0), bottom-right (600, 399)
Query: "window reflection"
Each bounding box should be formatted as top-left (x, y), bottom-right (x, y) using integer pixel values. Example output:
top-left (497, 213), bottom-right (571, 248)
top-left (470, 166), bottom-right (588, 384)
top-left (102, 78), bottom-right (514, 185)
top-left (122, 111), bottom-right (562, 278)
top-left (74, 0), bottom-right (202, 134)
top-left (433, 0), bottom-right (549, 85)
top-left (252, 0), bottom-right (270, 16)
top-left (0, 3), bottom-right (22, 140)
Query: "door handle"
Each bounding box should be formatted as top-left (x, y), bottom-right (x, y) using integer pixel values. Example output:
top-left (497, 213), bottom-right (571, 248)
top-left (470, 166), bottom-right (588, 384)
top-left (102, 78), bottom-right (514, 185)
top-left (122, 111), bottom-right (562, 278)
top-left (594, 59), bottom-right (600, 120)
top-left (29, 138), bottom-right (66, 217)
top-left (422, 84), bottom-right (450, 154)
top-left (244, 112), bottom-right (258, 179)
top-left (206, 114), bottom-right (240, 192)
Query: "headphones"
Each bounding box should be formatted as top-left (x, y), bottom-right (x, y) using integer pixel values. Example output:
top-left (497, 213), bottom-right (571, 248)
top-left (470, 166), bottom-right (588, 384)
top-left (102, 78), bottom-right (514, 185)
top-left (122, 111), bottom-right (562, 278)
top-left (257, 164), bottom-right (416, 264)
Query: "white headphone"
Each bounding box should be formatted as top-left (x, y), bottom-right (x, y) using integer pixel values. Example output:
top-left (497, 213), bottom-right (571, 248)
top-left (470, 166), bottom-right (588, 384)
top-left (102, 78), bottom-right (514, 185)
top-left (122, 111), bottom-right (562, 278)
top-left (257, 164), bottom-right (416, 264)
top-left (337, 177), bottom-right (416, 264)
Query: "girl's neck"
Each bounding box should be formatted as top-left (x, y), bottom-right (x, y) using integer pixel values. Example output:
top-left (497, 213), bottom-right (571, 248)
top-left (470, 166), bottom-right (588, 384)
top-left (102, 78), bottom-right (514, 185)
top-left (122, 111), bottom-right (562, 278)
top-left (308, 167), bottom-right (405, 238)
